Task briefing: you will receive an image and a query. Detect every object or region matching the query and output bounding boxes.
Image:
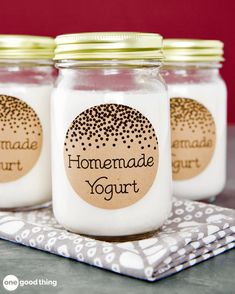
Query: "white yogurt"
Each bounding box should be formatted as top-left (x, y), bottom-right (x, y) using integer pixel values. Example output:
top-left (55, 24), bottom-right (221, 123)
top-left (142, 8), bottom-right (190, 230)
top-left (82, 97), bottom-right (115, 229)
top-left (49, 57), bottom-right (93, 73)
top-left (167, 81), bottom-right (227, 200)
top-left (0, 84), bottom-right (53, 209)
top-left (51, 89), bottom-right (172, 236)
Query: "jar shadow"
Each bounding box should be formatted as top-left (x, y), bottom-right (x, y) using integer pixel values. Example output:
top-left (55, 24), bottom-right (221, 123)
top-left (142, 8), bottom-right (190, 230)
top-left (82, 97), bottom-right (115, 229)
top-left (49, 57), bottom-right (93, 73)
top-left (79, 229), bottom-right (160, 243)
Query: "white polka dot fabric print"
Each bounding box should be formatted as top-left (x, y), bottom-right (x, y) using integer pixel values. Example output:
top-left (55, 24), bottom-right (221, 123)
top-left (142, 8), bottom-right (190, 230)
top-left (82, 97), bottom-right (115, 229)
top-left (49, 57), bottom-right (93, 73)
top-left (0, 198), bottom-right (234, 281)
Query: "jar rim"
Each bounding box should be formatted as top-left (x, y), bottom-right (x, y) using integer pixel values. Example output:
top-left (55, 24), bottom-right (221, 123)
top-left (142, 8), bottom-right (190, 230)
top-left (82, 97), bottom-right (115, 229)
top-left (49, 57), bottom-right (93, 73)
top-left (163, 61), bottom-right (222, 68)
top-left (55, 59), bottom-right (163, 68)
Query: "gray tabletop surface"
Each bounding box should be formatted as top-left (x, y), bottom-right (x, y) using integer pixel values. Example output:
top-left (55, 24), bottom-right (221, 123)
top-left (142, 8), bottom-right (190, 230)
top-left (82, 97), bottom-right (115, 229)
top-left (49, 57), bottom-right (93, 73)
top-left (0, 127), bottom-right (234, 294)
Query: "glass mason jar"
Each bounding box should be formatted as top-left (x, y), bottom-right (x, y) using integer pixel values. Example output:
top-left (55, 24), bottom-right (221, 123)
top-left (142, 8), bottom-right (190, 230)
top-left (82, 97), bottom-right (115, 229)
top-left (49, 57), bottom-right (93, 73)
top-left (0, 35), bottom-right (55, 210)
top-left (52, 32), bottom-right (172, 237)
top-left (162, 39), bottom-right (227, 201)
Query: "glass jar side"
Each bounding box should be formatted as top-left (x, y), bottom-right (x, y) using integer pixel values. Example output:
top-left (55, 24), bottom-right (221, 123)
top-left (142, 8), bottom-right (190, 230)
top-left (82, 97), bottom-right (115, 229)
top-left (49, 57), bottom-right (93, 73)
top-left (162, 62), bottom-right (227, 201)
top-left (51, 60), bottom-right (172, 237)
top-left (0, 59), bottom-right (55, 210)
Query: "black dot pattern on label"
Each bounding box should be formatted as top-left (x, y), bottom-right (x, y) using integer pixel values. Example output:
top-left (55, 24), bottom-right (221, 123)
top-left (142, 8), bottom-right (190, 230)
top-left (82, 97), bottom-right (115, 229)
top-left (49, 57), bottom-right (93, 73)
top-left (170, 98), bottom-right (215, 135)
top-left (65, 104), bottom-right (158, 152)
top-left (0, 95), bottom-right (42, 137)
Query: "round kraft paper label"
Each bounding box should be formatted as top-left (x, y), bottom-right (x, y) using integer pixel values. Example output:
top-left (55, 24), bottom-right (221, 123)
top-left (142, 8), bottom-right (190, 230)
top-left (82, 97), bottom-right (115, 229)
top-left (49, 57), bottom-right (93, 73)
top-left (0, 95), bottom-right (43, 182)
top-left (170, 97), bottom-right (216, 180)
top-left (64, 103), bottom-right (159, 209)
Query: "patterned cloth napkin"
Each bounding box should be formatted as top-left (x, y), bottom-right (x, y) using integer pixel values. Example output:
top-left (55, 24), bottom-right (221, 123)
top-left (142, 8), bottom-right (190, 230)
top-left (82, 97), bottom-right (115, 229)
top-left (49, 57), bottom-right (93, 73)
top-left (0, 198), bottom-right (234, 281)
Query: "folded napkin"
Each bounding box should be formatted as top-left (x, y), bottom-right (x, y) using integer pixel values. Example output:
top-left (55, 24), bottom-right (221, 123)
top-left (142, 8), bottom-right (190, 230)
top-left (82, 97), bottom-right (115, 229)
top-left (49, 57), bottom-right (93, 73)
top-left (0, 198), bottom-right (234, 281)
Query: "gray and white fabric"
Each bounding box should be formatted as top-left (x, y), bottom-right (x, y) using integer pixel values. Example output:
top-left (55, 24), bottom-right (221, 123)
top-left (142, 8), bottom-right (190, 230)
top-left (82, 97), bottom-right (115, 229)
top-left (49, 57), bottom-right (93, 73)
top-left (0, 198), bottom-right (234, 281)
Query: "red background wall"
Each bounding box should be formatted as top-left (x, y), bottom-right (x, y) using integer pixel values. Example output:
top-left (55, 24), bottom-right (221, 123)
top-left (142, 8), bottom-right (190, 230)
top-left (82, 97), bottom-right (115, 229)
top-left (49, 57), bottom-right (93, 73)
top-left (0, 0), bottom-right (234, 123)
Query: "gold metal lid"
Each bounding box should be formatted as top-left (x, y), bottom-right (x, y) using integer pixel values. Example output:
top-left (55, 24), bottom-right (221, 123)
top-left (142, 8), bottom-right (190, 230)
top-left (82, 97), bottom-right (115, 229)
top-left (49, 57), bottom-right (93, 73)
top-left (163, 39), bottom-right (224, 62)
top-left (0, 35), bottom-right (55, 59)
top-left (54, 32), bottom-right (164, 61)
